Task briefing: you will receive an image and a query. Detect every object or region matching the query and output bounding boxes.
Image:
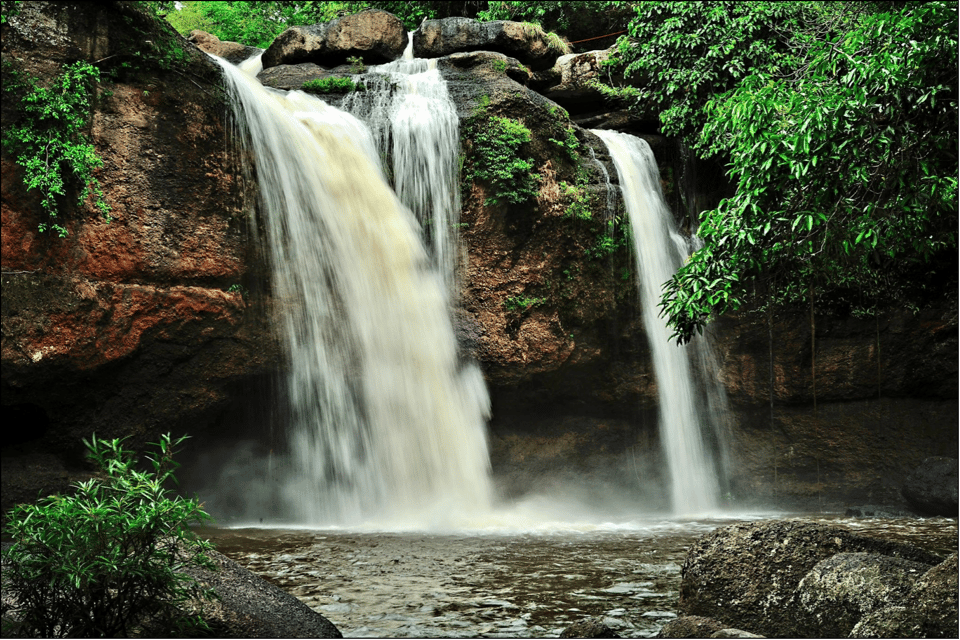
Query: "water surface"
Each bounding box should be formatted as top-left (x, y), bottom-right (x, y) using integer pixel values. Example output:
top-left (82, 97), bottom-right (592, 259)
top-left (203, 514), bottom-right (957, 638)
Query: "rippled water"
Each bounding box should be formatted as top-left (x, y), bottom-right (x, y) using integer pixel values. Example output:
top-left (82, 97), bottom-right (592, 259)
top-left (202, 514), bottom-right (957, 638)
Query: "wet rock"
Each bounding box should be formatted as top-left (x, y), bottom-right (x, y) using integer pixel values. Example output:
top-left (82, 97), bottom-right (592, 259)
top-left (709, 630), bottom-right (764, 638)
top-left (261, 9), bottom-right (406, 70)
top-left (188, 30), bottom-right (260, 64)
top-left (414, 17), bottom-right (564, 70)
top-left (678, 520), bottom-right (942, 637)
top-left (794, 552), bottom-right (932, 637)
top-left (850, 552), bottom-right (959, 638)
top-left (850, 553), bottom-right (960, 638)
top-left (180, 550), bottom-right (342, 638)
top-left (656, 614), bottom-right (764, 638)
top-left (902, 456), bottom-right (959, 516)
top-left (559, 616), bottom-right (620, 638)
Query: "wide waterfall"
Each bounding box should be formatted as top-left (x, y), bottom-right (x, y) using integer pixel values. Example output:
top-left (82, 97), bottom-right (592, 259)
top-left (592, 130), bottom-right (724, 514)
top-left (211, 56), bottom-right (492, 527)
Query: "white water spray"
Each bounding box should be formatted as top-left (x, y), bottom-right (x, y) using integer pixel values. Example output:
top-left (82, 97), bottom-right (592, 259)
top-left (592, 130), bottom-right (722, 514)
top-left (212, 56), bottom-right (492, 526)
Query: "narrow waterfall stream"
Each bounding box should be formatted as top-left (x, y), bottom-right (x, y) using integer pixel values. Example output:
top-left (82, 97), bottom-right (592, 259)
top-left (211, 57), bottom-right (492, 527)
top-left (592, 130), bottom-right (723, 515)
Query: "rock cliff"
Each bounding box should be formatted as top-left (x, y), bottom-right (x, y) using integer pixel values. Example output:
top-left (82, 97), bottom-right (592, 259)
top-left (3, 6), bottom-right (956, 515)
top-left (1, 1), bottom-right (275, 511)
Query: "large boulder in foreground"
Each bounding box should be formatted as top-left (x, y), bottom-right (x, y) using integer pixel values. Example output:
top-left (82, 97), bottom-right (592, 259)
top-left (794, 552), bottom-right (931, 637)
top-left (176, 550), bottom-right (342, 637)
top-left (678, 520), bottom-right (942, 637)
top-left (261, 9), bottom-right (406, 70)
top-left (414, 17), bottom-right (566, 70)
top-left (851, 552), bottom-right (959, 638)
top-left (902, 456), bottom-right (959, 516)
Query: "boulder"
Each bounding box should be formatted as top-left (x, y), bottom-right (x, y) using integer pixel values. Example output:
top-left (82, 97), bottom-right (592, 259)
top-left (678, 520), bottom-right (942, 637)
top-left (261, 10), bottom-right (406, 70)
top-left (177, 550), bottom-right (342, 638)
top-left (188, 30), bottom-right (260, 64)
top-left (538, 49), bottom-right (614, 109)
top-left (257, 62), bottom-right (330, 91)
top-left (414, 17), bottom-right (566, 70)
top-left (851, 552), bottom-right (959, 638)
top-left (794, 552), bottom-right (931, 637)
top-left (902, 456), bottom-right (959, 516)
top-left (559, 616), bottom-right (620, 638)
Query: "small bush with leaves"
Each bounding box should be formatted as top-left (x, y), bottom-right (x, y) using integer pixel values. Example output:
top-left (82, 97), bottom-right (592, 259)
top-left (504, 295), bottom-right (546, 312)
top-left (1, 434), bottom-right (216, 638)
top-left (302, 76), bottom-right (364, 94)
top-left (2, 60), bottom-right (111, 237)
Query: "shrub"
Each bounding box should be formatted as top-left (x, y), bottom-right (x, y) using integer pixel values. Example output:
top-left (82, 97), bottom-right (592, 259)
top-left (1, 434), bottom-right (216, 637)
top-left (504, 295), bottom-right (546, 312)
top-left (301, 76), bottom-right (364, 94)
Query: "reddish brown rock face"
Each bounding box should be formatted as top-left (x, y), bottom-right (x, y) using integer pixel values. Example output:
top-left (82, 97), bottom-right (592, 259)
top-left (1, 2), bottom-right (276, 511)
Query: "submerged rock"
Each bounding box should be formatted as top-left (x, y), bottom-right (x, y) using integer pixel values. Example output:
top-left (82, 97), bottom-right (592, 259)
top-left (657, 615), bottom-right (764, 638)
top-left (559, 616), bottom-right (621, 638)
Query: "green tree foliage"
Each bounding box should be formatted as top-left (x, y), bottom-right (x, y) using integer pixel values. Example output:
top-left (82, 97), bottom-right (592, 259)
top-left (605, 1), bottom-right (957, 342)
top-left (2, 61), bottom-right (110, 237)
top-left (163, 1), bottom-right (453, 45)
top-left (1, 434), bottom-right (215, 638)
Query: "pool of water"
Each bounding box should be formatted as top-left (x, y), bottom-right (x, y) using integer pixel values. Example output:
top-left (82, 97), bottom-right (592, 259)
top-left (202, 513), bottom-right (957, 638)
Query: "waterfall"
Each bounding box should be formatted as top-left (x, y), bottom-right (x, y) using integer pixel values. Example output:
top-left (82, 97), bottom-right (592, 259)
top-left (592, 129), bottom-right (723, 514)
top-left (211, 56), bottom-right (492, 526)
top-left (341, 36), bottom-right (462, 295)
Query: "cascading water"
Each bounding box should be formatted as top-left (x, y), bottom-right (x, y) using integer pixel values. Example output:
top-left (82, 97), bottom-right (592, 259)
top-left (592, 129), bottom-right (723, 514)
top-left (211, 56), bottom-right (492, 527)
top-left (341, 36), bottom-right (462, 295)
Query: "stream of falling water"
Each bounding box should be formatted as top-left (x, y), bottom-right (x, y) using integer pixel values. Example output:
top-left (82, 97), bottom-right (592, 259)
top-left (340, 36), bottom-right (462, 296)
top-left (211, 56), bottom-right (492, 527)
top-left (592, 130), bottom-right (723, 515)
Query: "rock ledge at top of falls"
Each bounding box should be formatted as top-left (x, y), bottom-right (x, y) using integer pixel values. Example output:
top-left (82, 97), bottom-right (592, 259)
top-left (413, 17), bottom-right (565, 71)
top-left (189, 30), bottom-right (261, 64)
top-left (260, 9), bottom-right (406, 70)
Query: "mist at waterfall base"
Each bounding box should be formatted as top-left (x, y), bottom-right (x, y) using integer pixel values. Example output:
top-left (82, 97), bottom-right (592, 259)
top-left (188, 53), bottom-right (734, 531)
